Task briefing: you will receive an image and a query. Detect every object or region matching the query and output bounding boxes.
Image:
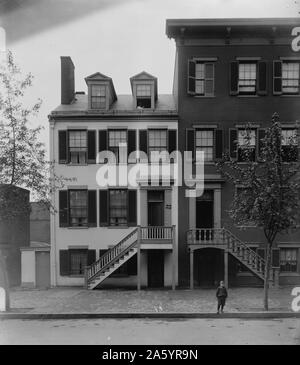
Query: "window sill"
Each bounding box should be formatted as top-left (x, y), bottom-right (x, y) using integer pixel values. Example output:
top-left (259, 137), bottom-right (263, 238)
top-left (278, 94), bottom-right (300, 98)
top-left (107, 226), bottom-right (133, 229)
top-left (193, 95), bottom-right (216, 98)
top-left (66, 163), bottom-right (88, 166)
top-left (236, 95), bottom-right (259, 98)
top-left (67, 226), bottom-right (89, 229)
top-left (68, 275), bottom-right (85, 278)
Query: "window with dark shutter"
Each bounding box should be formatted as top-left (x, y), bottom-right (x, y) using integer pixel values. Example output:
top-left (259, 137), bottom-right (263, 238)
top-left (139, 130), bottom-right (148, 156)
top-left (88, 190), bottom-right (97, 227)
top-left (230, 61), bottom-right (239, 95)
top-left (87, 250), bottom-right (96, 266)
top-left (273, 61), bottom-right (282, 95)
top-left (99, 190), bottom-right (108, 226)
top-left (59, 190), bottom-right (69, 227)
top-left (128, 130), bottom-right (137, 162)
top-left (127, 190), bottom-right (137, 227)
top-left (229, 129), bottom-right (238, 159)
top-left (58, 130), bottom-right (68, 163)
top-left (59, 250), bottom-right (70, 276)
top-left (215, 129), bottom-right (223, 159)
top-left (258, 128), bottom-right (266, 160)
top-left (272, 248), bottom-right (280, 268)
top-left (188, 59), bottom-right (196, 95)
top-left (186, 129), bottom-right (195, 160)
top-left (257, 61), bottom-right (267, 95)
top-left (168, 130), bottom-right (177, 154)
top-left (87, 130), bottom-right (96, 164)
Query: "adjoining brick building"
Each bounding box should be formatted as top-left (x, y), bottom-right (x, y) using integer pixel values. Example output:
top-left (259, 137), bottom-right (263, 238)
top-left (166, 18), bottom-right (300, 288)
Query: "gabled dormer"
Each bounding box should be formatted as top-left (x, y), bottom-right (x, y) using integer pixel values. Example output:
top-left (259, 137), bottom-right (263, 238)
top-left (85, 72), bottom-right (117, 110)
top-left (130, 71), bottom-right (158, 109)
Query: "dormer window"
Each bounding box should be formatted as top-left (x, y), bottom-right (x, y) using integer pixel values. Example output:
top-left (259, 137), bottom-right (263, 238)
top-left (85, 72), bottom-right (117, 111)
top-left (136, 84), bottom-right (152, 108)
top-left (91, 85), bottom-right (106, 109)
top-left (130, 71), bottom-right (158, 110)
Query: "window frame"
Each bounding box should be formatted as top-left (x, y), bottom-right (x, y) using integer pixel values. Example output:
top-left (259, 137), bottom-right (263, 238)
top-left (91, 84), bottom-right (107, 109)
top-left (147, 129), bottom-right (168, 162)
top-left (281, 128), bottom-right (298, 162)
top-left (280, 248), bottom-right (298, 273)
top-left (69, 248), bottom-right (88, 276)
top-left (194, 62), bottom-right (215, 97)
top-left (237, 128), bottom-right (257, 162)
top-left (108, 189), bottom-right (128, 227)
top-left (108, 129), bottom-right (128, 163)
top-left (136, 84), bottom-right (152, 108)
top-left (195, 129), bottom-right (215, 162)
top-left (281, 61), bottom-right (300, 95)
top-left (238, 61), bottom-right (257, 96)
top-left (68, 129), bottom-right (88, 165)
top-left (68, 189), bottom-right (88, 228)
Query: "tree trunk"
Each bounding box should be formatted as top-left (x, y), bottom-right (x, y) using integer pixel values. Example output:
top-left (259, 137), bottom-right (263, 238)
top-left (263, 244), bottom-right (271, 311)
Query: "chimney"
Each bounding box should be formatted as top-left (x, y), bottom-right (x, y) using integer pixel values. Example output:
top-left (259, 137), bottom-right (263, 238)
top-left (61, 56), bottom-right (75, 104)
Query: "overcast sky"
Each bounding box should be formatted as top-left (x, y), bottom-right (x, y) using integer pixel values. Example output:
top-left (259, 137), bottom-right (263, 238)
top-left (0, 0), bottom-right (299, 154)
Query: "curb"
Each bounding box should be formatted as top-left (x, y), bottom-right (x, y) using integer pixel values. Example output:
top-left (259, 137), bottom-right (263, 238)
top-left (0, 312), bottom-right (299, 319)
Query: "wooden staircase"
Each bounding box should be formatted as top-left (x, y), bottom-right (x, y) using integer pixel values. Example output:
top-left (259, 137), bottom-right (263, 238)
top-left (187, 228), bottom-right (274, 283)
top-left (85, 228), bottom-right (138, 290)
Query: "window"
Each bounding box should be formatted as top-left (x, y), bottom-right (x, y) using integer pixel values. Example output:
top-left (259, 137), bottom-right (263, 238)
top-left (238, 63), bottom-right (257, 94)
top-left (68, 130), bottom-right (87, 164)
top-left (282, 62), bottom-right (300, 94)
top-left (109, 190), bottom-right (127, 226)
top-left (108, 130), bottom-right (127, 163)
top-left (69, 249), bottom-right (87, 275)
top-left (148, 130), bottom-right (168, 161)
top-left (282, 129), bottom-right (298, 162)
top-left (91, 85), bottom-right (106, 109)
top-left (136, 84), bottom-right (152, 108)
top-left (237, 129), bottom-right (256, 162)
top-left (195, 130), bottom-right (214, 162)
top-left (280, 248), bottom-right (298, 272)
top-left (195, 63), bottom-right (214, 96)
top-left (69, 190), bottom-right (88, 227)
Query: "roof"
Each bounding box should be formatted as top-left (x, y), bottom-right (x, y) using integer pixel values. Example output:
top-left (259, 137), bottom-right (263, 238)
top-left (51, 94), bottom-right (177, 117)
top-left (166, 17), bottom-right (300, 38)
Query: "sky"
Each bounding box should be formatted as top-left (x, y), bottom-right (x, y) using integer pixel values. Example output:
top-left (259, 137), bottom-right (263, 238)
top-left (0, 0), bottom-right (299, 155)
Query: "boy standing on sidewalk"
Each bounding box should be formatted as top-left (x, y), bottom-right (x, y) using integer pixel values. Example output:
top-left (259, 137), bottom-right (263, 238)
top-left (216, 281), bottom-right (228, 314)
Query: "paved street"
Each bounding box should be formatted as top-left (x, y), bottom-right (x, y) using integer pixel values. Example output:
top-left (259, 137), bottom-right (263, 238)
top-left (0, 318), bottom-right (299, 345)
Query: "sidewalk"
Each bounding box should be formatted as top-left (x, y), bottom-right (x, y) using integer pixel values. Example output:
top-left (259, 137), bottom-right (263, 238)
top-left (1, 286), bottom-right (298, 317)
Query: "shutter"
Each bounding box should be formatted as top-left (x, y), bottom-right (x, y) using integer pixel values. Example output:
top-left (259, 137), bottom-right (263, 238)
top-left (99, 130), bottom-right (107, 152)
top-left (229, 129), bottom-right (238, 160)
top-left (88, 190), bottom-right (97, 227)
top-left (272, 248), bottom-right (280, 268)
top-left (257, 248), bottom-right (265, 260)
top-left (87, 250), bottom-right (96, 266)
top-left (99, 190), bottom-right (108, 226)
top-left (258, 128), bottom-right (266, 161)
top-left (273, 61), bottom-right (282, 95)
top-left (215, 129), bottom-right (223, 160)
top-left (139, 130), bottom-right (148, 155)
top-left (187, 59), bottom-right (196, 95)
top-left (59, 250), bottom-right (70, 276)
top-left (168, 130), bottom-right (177, 154)
top-left (257, 61), bottom-right (267, 95)
top-left (59, 190), bottom-right (69, 227)
top-left (87, 130), bottom-right (96, 163)
top-left (230, 61), bottom-right (239, 95)
top-left (128, 130), bottom-right (137, 162)
top-left (127, 190), bottom-right (137, 227)
top-left (58, 130), bottom-right (68, 163)
top-left (186, 128), bottom-right (195, 160)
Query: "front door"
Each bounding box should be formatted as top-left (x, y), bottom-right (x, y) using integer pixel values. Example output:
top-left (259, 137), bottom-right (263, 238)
top-left (148, 190), bottom-right (164, 226)
top-left (147, 250), bottom-right (164, 288)
top-left (35, 251), bottom-right (50, 288)
top-left (196, 190), bottom-right (214, 229)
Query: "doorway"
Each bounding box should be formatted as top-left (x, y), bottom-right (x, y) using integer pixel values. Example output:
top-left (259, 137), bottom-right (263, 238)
top-left (147, 250), bottom-right (164, 288)
top-left (196, 190), bottom-right (214, 240)
top-left (148, 190), bottom-right (164, 226)
top-left (194, 248), bottom-right (223, 287)
top-left (35, 251), bottom-right (50, 288)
